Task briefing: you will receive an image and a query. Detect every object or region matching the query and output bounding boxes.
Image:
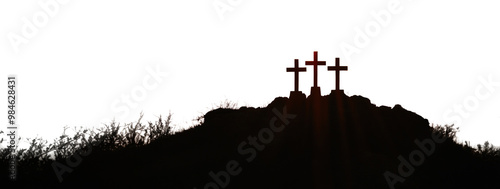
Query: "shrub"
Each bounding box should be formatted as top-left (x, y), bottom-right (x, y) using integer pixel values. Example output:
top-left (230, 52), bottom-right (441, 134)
top-left (0, 113), bottom-right (173, 166)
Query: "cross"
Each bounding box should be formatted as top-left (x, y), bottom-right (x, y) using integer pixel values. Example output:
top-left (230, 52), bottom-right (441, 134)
top-left (327, 57), bottom-right (348, 91)
top-left (286, 59), bottom-right (307, 92)
top-left (305, 51), bottom-right (326, 87)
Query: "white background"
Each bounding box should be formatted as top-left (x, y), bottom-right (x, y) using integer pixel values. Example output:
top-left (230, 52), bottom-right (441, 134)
top-left (1, 0), bottom-right (499, 148)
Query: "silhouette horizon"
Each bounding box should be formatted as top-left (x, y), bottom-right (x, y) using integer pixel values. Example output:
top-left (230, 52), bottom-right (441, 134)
top-left (1, 52), bottom-right (499, 189)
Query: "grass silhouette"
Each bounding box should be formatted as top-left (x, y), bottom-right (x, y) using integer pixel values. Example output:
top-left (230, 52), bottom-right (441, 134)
top-left (1, 113), bottom-right (172, 160)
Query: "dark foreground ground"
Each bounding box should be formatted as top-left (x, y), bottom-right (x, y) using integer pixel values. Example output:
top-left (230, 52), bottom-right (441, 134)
top-left (1, 92), bottom-right (500, 188)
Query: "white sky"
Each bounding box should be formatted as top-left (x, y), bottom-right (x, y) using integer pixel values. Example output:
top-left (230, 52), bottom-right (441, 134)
top-left (1, 0), bottom-right (499, 148)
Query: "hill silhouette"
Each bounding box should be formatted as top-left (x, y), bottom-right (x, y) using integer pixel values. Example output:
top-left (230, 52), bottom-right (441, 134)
top-left (1, 92), bottom-right (500, 188)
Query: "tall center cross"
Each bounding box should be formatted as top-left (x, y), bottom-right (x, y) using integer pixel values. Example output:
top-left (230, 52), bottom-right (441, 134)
top-left (286, 59), bottom-right (307, 92)
top-left (327, 57), bottom-right (348, 91)
top-left (305, 51), bottom-right (326, 88)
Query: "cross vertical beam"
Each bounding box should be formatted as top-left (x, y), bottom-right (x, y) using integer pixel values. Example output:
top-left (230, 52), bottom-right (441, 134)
top-left (327, 57), bottom-right (348, 91)
top-left (305, 51), bottom-right (326, 88)
top-left (286, 59), bottom-right (307, 92)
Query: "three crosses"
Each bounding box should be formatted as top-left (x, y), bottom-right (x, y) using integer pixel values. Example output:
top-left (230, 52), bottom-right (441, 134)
top-left (287, 51), bottom-right (347, 93)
